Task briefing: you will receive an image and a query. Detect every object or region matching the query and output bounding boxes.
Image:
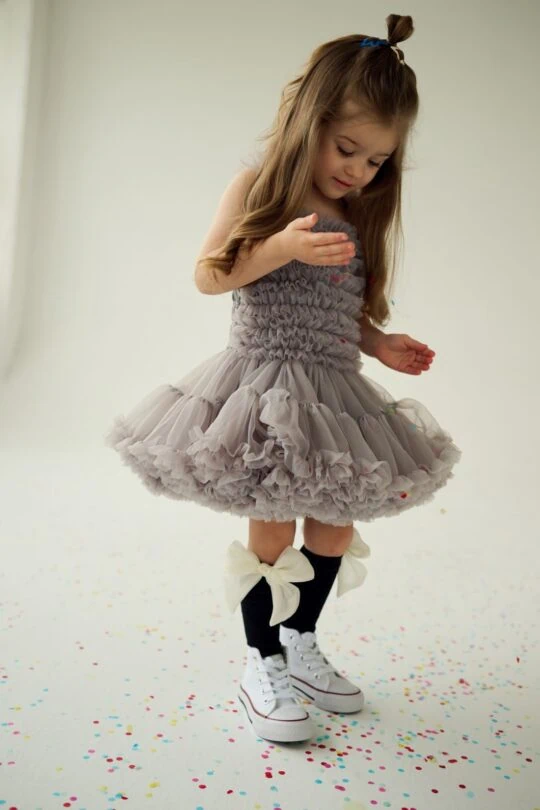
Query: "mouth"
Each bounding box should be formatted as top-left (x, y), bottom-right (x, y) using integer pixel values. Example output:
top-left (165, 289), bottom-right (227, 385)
top-left (333, 177), bottom-right (353, 188)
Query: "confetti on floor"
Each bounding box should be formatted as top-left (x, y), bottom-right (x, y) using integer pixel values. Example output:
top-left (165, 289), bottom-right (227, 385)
top-left (0, 450), bottom-right (538, 810)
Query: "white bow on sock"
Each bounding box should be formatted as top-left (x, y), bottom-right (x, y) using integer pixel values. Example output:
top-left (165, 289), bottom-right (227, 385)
top-left (224, 541), bottom-right (315, 626)
top-left (336, 527), bottom-right (371, 597)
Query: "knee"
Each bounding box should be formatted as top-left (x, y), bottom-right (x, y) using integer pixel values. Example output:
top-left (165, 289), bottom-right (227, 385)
top-left (303, 517), bottom-right (353, 556)
top-left (248, 518), bottom-right (296, 564)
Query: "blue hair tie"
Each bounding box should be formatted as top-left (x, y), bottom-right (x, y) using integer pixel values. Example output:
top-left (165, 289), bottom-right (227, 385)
top-left (358, 37), bottom-right (389, 48)
top-left (358, 36), bottom-right (405, 64)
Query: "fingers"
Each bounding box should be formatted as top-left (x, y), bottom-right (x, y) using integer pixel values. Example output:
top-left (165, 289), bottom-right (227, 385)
top-left (312, 232), bottom-right (356, 265)
top-left (322, 245), bottom-right (356, 265)
top-left (312, 231), bottom-right (351, 245)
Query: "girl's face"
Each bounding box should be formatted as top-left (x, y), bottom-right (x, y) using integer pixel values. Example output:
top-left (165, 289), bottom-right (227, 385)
top-left (312, 114), bottom-right (398, 201)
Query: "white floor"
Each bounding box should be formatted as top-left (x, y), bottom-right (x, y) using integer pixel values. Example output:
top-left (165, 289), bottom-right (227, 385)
top-left (1, 448), bottom-right (538, 810)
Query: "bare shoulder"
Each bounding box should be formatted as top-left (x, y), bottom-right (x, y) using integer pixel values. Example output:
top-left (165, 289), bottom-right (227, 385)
top-left (194, 166), bottom-right (260, 293)
top-left (237, 164), bottom-right (259, 184)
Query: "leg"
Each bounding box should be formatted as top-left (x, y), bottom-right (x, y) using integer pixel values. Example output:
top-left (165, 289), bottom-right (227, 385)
top-left (248, 517), bottom-right (296, 563)
top-left (240, 519), bottom-right (296, 657)
top-left (278, 520), bottom-right (366, 715)
top-left (303, 516), bottom-right (354, 556)
top-left (281, 518), bottom-right (353, 633)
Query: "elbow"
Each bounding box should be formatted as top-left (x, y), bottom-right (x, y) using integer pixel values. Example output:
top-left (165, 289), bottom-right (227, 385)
top-left (194, 267), bottom-right (214, 295)
top-left (194, 263), bottom-right (229, 295)
top-left (196, 284), bottom-right (225, 296)
top-left (194, 273), bottom-right (231, 295)
top-left (194, 280), bottom-right (211, 295)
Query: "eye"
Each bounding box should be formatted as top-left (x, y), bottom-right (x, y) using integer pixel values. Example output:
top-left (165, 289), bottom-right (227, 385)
top-left (337, 145), bottom-right (381, 168)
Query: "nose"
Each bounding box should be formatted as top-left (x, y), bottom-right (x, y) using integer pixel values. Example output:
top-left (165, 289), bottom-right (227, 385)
top-left (345, 176), bottom-right (362, 190)
top-left (344, 160), bottom-right (373, 187)
top-left (343, 169), bottom-right (362, 187)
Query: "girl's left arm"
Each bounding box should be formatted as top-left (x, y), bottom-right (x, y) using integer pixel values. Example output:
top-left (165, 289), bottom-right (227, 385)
top-left (358, 313), bottom-right (435, 375)
top-left (358, 312), bottom-right (385, 357)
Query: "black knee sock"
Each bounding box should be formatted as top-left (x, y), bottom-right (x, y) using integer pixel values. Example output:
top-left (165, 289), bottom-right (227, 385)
top-left (281, 545), bottom-right (343, 634)
top-left (240, 576), bottom-right (282, 658)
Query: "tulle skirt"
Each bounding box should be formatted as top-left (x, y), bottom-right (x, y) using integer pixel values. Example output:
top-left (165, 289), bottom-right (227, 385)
top-left (104, 346), bottom-right (461, 526)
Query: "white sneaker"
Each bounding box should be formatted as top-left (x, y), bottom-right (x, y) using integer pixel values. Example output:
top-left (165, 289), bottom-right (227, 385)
top-left (279, 625), bottom-right (365, 713)
top-left (237, 646), bottom-right (316, 742)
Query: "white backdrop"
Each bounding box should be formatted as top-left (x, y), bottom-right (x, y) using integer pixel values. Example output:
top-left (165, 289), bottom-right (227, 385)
top-left (1, 1), bottom-right (538, 809)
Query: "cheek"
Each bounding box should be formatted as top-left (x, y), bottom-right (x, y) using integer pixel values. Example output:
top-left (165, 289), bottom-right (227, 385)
top-left (322, 146), bottom-right (339, 169)
top-left (325, 150), bottom-right (341, 174)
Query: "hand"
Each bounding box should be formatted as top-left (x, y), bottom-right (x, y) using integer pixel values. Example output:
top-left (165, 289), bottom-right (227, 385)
top-left (374, 333), bottom-right (435, 375)
top-left (280, 212), bottom-right (356, 267)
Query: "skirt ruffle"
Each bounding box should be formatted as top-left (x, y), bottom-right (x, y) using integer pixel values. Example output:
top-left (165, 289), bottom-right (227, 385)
top-left (105, 347), bottom-right (461, 525)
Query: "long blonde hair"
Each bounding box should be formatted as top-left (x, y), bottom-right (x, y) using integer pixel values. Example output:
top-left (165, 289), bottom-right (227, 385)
top-left (198, 14), bottom-right (419, 327)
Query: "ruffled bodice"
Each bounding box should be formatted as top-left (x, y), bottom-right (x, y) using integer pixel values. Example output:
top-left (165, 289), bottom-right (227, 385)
top-left (227, 213), bottom-right (365, 371)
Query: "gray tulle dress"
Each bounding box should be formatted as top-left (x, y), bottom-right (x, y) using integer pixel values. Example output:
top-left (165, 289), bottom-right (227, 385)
top-left (105, 210), bottom-right (461, 526)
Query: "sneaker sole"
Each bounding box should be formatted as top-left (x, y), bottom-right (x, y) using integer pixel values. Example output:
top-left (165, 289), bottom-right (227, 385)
top-left (237, 689), bottom-right (315, 743)
top-left (291, 680), bottom-right (365, 714)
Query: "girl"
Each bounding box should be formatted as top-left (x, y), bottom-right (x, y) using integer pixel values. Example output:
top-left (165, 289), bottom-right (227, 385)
top-left (105, 14), bottom-right (462, 744)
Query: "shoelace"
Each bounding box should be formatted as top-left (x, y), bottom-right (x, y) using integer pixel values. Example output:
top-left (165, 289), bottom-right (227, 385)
top-left (294, 640), bottom-right (337, 679)
top-left (257, 657), bottom-right (298, 703)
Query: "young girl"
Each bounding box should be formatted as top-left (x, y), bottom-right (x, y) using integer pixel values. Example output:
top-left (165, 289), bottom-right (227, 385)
top-left (105, 15), bottom-right (461, 745)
